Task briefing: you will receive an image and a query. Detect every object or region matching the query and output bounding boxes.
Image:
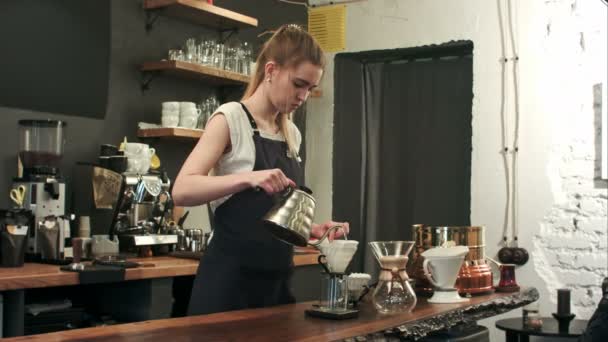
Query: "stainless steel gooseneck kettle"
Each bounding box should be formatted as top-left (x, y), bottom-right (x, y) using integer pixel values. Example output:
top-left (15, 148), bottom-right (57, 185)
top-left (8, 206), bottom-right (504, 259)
top-left (262, 186), bottom-right (346, 247)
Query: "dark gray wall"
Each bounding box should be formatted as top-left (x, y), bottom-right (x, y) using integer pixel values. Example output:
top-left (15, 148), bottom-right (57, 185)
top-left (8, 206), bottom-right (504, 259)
top-left (0, 0), bottom-right (306, 234)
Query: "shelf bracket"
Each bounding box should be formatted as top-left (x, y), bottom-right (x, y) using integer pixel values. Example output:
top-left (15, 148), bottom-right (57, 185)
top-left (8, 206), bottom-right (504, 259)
top-left (219, 28), bottom-right (239, 44)
top-left (145, 8), bottom-right (164, 32)
top-left (141, 70), bottom-right (161, 92)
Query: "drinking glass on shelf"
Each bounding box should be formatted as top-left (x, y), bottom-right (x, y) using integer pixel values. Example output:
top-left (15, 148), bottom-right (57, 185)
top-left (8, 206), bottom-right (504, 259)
top-left (240, 42), bottom-right (253, 75)
top-left (223, 47), bottom-right (237, 72)
top-left (213, 43), bottom-right (225, 69)
top-left (198, 39), bottom-right (213, 66)
top-left (197, 96), bottom-right (220, 129)
top-left (168, 49), bottom-right (184, 61)
top-left (197, 104), bottom-right (208, 129)
top-left (235, 43), bottom-right (245, 74)
top-left (185, 38), bottom-right (197, 63)
top-left (194, 44), bottom-right (202, 64)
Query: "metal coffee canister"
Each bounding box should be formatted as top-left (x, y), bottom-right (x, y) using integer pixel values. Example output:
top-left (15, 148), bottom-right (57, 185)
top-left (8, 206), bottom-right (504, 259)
top-left (408, 225), bottom-right (494, 296)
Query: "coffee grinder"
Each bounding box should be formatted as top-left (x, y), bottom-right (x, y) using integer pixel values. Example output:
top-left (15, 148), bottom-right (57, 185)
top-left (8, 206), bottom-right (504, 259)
top-left (11, 120), bottom-right (72, 261)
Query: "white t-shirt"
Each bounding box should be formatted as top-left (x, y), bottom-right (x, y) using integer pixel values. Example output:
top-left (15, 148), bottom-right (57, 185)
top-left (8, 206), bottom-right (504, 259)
top-left (208, 101), bottom-right (302, 211)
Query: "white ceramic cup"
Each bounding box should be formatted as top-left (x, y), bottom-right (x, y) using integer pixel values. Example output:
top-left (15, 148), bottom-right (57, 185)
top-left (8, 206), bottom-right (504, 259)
top-left (162, 109), bottom-right (179, 116)
top-left (162, 102), bottom-right (180, 111)
top-left (161, 115), bottom-right (179, 127)
top-left (124, 142), bottom-right (148, 155)
top-left (124, 144), bottom-right (155, 157)
top-left (180, 102), bottom-right (197, 111)
top-left (180, 108), bottom-right (199, 117)
top-left (127, 155), bottom-right (152, 174)
top-left (125, 147), bottom-right (154, 159)
top-left (124, 144), bottom-right (155, 174)
top-left (179, 114), bottom-right (199, 129)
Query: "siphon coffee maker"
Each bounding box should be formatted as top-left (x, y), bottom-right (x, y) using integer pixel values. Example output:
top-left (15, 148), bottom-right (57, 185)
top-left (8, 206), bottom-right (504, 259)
top-left (369, 241), bottom-right (418, 314)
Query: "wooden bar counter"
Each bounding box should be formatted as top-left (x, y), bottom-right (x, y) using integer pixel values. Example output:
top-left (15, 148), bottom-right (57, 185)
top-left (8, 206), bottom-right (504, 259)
top-left (2, 289), bottom-right (538, 341)
top-left (0, 253), bottom-right (320, 291)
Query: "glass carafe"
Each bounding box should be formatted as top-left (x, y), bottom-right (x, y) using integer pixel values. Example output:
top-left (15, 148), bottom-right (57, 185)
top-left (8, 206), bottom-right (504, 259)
top-left (369, 241), bottom-right (417, 314)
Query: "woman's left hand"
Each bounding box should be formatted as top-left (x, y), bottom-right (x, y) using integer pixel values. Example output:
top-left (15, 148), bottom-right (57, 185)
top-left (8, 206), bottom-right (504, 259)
top-left (311, 221), bottom-right (350, 241)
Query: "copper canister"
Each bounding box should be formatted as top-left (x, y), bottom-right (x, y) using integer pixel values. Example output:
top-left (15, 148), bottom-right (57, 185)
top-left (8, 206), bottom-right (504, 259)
top-left (407, 225), bottom-right (494, 296)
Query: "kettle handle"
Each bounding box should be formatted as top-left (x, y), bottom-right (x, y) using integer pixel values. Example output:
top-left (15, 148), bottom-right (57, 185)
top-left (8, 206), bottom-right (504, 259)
top-left (308, 225), bottom-right (348, 248)
top-left (253, 186), bottom-right (295, 199)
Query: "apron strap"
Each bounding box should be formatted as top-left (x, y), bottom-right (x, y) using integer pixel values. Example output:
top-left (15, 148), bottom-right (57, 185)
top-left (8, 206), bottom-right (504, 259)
top-left (240, 102), bottom-right (260, 136)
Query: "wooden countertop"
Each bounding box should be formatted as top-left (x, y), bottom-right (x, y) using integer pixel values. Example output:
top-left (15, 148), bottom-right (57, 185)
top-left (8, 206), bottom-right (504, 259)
top-left (0, 253), bottom-right (319, 291)
top-left (3, 292), bottom-right (517, 341)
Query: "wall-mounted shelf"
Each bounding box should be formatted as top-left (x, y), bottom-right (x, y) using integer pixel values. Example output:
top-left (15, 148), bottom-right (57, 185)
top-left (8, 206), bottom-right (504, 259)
top-left (143, 0), bottom-right (258, 31)
top-left (137, 127), bottom-right (203, 140)
top-left (141, 60), bottom-right (249, 90)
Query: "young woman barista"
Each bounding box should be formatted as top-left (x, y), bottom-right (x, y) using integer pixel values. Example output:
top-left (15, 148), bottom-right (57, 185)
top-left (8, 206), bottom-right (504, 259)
top-left (172, 24), bottom-right (350, 316)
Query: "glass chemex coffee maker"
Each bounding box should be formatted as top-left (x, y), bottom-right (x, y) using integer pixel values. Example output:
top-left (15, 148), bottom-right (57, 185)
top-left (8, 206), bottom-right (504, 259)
top-left (369, 241), bottom-right (418, 314)
top-left (12, 120), bottom-right (73, 262)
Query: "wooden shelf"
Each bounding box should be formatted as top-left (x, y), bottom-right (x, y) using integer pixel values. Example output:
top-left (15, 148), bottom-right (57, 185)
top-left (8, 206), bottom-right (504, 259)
top-left (144, 0), bottom-right (258, 30)
top-left (142, 60), bottom-right (250, 86)
top-left (137, 127), bottom-right (203, 139)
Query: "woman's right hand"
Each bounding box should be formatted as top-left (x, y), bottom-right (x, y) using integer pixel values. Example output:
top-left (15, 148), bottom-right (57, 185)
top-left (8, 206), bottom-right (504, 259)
top-left (250, 168), bottom-right (296, 194)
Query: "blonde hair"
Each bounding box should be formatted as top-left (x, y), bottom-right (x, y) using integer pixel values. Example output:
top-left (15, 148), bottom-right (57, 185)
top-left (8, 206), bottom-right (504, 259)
top-left (241, 24), bottom-right (325, 159)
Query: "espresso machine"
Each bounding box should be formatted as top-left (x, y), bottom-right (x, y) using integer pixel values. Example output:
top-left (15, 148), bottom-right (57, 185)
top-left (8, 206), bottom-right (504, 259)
top-left (106, 171), bottom-right (177, 252)
top-left (11, 120), bottom-right (72, 261)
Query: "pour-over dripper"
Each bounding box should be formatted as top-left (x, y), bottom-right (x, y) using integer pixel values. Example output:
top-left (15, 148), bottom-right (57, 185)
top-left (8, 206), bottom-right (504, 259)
top-left (422, 247), bottom-right (470, 303)
top-left (318, 240), bottom-right (359, 274)
top-left (368, 241), bottom-right (417, 314)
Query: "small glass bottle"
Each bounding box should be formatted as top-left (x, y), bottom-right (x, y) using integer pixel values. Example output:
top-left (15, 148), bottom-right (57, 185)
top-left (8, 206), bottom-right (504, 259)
top-left (522, 302), bottom-right (543, 329)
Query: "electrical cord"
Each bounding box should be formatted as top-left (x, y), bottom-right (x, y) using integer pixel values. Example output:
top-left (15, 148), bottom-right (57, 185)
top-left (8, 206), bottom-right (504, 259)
top-left (507, 0), bottom-right (521, 243)
top-left (497, 0), bottom-right (522, 246)
top-left (497, 0), bottom-right (511, 245)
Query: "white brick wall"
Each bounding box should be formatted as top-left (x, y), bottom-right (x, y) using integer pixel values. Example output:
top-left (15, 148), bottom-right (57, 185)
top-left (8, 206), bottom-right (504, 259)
top-left (536, 145), bottom-right (607, 318)
top-left (534, 0), bottom-right (607, 317)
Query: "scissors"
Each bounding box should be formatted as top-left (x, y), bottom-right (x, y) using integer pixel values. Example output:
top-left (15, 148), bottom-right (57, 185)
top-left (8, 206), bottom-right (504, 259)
top-left (10, 185), bottom-right (26, 208)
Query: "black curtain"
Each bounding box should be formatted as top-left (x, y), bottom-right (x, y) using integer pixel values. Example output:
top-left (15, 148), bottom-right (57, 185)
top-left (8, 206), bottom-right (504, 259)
top-left (333, 42), bottom-right (473, 273)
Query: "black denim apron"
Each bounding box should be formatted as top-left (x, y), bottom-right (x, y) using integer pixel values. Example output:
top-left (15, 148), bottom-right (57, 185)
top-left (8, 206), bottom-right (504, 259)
top-left (187, 103), bottom-right (303, 316)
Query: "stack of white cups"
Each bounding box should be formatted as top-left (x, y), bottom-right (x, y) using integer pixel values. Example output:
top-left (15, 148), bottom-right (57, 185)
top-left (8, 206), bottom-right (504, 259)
top-left (78, 216), bottom-right (92, 259)
top-left (179, 102), bottom-right (201, 129)
top-left (161, 102), bottom-right (180, 127)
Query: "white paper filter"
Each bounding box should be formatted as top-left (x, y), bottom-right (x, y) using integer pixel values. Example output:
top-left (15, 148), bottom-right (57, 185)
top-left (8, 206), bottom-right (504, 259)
top-left (320, 240), bottom-right (359, 273)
